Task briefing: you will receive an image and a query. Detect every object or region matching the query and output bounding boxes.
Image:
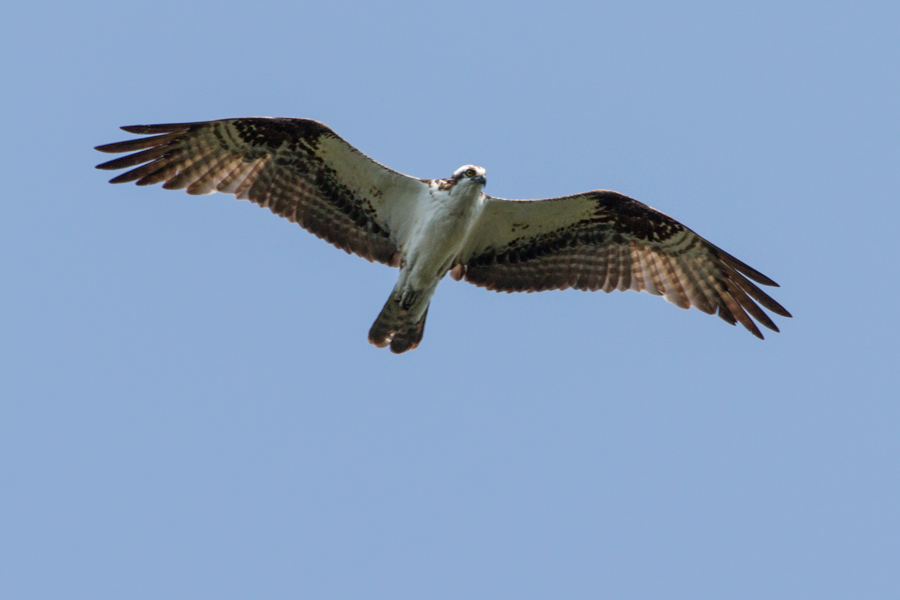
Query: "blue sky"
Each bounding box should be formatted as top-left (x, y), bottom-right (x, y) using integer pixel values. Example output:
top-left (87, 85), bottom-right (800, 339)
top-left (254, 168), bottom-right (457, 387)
top-left (2, 1), bottom-right (898, 598)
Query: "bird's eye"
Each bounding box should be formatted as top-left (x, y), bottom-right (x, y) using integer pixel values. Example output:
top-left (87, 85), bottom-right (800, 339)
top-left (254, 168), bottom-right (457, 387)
top-left (465, 169), bottom-right (476, 178)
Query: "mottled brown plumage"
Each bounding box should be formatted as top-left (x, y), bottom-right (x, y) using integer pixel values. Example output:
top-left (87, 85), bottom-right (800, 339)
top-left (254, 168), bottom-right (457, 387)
top-left (458, 190), bottom-right (790, 339)
top-left (96, 118), bottom-right (420, 266)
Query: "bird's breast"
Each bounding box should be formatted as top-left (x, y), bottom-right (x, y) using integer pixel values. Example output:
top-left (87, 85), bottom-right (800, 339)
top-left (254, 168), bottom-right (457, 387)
top-left (403, 191), bottom-right (482, 287)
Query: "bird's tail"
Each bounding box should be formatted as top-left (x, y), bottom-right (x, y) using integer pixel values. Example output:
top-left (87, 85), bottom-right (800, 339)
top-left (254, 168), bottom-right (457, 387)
top-left (368, 292), bottom-right (430, 354)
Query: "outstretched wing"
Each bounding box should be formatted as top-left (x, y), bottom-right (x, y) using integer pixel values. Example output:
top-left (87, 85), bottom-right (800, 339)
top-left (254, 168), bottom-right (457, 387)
top-left (457, 191), bottom-right (791, 339)
top-left (96, 118), bottom-right (429, 265)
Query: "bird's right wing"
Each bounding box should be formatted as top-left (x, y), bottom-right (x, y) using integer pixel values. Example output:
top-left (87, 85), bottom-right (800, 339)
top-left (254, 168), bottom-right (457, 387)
top-left (96, 118), bottom-right (429, 265)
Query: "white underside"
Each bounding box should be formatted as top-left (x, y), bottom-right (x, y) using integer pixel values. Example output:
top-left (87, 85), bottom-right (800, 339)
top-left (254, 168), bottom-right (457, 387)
top-left (392, 180), bottom-right (486, 318)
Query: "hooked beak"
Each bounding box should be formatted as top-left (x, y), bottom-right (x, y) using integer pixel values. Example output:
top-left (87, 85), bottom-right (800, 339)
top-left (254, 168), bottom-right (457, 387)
top-left (474, 175), bottom-right (487, 187)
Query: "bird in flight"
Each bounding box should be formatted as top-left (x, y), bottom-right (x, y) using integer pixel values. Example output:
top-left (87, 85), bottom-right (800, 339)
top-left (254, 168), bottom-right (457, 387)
top-left (96, 117), bottom-right (790, 353)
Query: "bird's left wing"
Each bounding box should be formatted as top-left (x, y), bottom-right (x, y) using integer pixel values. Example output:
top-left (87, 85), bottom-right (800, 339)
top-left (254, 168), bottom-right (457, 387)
top-left (456, 191), bottom-right (791, 338)
top-left (96, 118), bottom-right (429, 265)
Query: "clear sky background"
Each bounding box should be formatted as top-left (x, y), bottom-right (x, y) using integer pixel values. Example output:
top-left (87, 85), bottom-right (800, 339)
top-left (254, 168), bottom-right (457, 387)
top-left (2, 1), bottom-right (898, 598)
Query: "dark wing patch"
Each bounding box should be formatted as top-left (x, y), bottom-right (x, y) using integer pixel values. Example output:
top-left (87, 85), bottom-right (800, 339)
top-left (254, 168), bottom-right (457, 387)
top-left (96, 118), bottom-right (408, 265)
top-left (461, 191), bottom-right (791, 339)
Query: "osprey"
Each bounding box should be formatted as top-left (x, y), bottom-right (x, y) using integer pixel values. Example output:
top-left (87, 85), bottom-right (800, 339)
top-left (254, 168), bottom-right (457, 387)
top-left (96, 117), bottom-right (791, 353)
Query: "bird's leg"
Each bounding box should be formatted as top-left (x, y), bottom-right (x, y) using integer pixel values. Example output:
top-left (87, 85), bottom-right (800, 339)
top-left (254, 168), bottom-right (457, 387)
top-left (399, 289), bottom-right (422, 310)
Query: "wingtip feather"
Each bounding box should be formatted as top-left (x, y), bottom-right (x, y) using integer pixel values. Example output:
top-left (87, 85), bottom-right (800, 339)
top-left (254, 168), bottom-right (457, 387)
top-left (120, 122), bottom-right (199, 134)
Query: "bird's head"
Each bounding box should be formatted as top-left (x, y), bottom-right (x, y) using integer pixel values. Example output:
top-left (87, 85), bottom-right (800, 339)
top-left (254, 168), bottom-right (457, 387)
top-left (451, 165), bottom-right (487, 188)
